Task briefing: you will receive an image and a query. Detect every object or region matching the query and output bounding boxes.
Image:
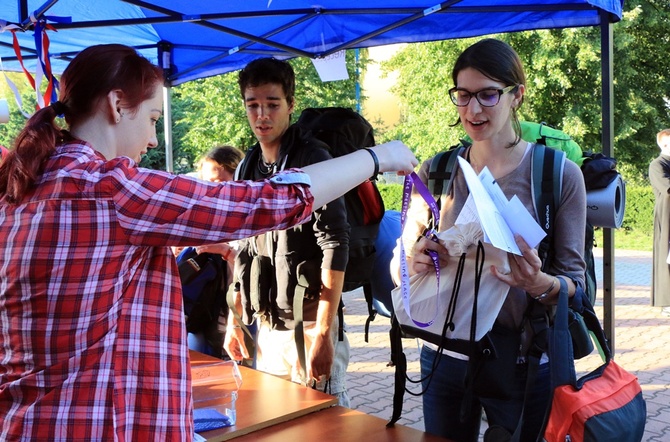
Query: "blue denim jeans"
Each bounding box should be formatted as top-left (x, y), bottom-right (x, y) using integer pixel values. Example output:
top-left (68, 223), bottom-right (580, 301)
top-left (420, 345), bottom-right (550, 442)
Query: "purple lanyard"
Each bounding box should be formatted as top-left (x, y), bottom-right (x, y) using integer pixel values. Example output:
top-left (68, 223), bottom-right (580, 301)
top-left (399, 172), bottom-right (442, 328)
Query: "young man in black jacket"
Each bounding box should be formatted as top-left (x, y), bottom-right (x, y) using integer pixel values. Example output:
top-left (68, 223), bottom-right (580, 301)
top-left (224, 58), bottom-right (351, 405)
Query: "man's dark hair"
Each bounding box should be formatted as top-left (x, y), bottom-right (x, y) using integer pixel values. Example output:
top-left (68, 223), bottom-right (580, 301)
top-left (238, 58), bottom-right (295, 105)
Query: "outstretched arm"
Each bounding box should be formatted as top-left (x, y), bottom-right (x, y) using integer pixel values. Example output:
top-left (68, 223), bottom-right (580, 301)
top-left (303, 140), bottom-right (417, 209)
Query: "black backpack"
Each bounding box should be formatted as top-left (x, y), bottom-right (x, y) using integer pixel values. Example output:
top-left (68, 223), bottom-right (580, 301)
top-left (293, 108), bottom-right (386, 379)
top-left (295, 107), bottom-right (385, 292)
top-left (177, 247), bottom-right (229, 334)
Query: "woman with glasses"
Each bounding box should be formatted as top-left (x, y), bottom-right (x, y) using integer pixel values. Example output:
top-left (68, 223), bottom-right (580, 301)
top-left (391, 38), bottom-right (586, 441)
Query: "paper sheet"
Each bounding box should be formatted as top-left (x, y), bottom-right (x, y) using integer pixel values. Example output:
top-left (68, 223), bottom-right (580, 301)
top-left (456, 156), bottom-right (546, 255)
top-left (311, 50), bottom-right (349, 82)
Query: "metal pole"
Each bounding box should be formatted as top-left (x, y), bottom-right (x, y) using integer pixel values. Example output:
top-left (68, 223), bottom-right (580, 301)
top-left (158, 41), bottom-right (175, 173)
top-left (163, 85), bottom-right (173, 173)
top-left (355, 49), bottom-right (361, 113)
top-left (20, 0), bottom-right (59, 27)
top-left (600, 12), bottom-right (615, 353)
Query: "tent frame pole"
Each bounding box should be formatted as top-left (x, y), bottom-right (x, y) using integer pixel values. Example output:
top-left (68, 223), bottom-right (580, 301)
top-left (600, 11), bottom-right (615, 353)
top-left (163, 85), bottom-right (173, 173)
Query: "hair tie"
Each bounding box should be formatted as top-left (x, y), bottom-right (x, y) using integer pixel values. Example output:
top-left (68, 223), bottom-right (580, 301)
top-left (51, 101), bottom-right (66, 117)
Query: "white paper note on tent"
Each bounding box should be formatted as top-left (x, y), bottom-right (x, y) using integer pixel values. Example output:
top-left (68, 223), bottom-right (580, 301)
top-left (456, 156), bottom-right (545, 255)
top-left (311, 50), bottom-right (349, 82)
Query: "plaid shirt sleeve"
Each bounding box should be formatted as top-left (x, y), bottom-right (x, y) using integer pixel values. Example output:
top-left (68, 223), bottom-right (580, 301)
top-left (104, 160), bottom-right (314, 247)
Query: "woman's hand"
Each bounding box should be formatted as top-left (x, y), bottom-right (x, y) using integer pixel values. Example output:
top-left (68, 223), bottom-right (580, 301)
top-left (408, 235), bottom-right (450, 276)
top-left (492, 234), bottom-right (562, 302)
top-left (370, 141), bottom-right (419, 176)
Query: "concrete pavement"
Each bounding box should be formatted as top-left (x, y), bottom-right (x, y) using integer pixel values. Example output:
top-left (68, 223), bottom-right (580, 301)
top-left (342, 248), bottom-right (669, 441)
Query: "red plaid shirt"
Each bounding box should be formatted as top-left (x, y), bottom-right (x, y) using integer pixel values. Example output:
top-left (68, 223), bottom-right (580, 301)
top-left (0, 142), bottom-right (313, 441)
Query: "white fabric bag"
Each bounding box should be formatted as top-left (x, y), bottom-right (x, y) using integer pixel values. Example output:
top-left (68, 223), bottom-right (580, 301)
top-left (392, 222), bottom-right (510, 345)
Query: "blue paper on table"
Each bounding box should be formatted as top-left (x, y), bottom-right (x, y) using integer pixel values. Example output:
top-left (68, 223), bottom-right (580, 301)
top-left (193, 408), bottom-right (233, 432)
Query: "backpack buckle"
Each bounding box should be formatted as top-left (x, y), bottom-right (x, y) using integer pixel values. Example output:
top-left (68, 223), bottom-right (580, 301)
top-left (186, 258), bottom-right (201, 272)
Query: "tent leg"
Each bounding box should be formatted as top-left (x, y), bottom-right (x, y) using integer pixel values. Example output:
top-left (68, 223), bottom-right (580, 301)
top-left (163, 85), bottom-right (173, 173)
top-left (600, 12), bottom-right (615, 353)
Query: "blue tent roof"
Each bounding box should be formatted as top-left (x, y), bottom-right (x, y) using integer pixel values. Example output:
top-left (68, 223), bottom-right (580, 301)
top-left (1, 0), bottom-right (622, 86)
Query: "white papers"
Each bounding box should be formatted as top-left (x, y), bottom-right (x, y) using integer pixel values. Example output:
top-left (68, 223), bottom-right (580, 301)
top-left (311, 50), bottom-right (349, 82)
top-left (456, 156), bottom-right (546, 255)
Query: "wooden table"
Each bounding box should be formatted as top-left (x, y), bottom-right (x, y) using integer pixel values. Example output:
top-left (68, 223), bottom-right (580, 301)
top-left (190, 351), bottom-right (337, 441)
top-left (230, 406), bottom-right (453, 442)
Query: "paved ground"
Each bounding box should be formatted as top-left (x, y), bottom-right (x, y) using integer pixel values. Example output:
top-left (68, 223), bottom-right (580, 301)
top-left (342, 248), bottom-right (669, 440)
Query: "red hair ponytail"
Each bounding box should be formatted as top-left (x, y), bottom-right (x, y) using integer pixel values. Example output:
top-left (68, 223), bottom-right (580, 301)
top-left (0, 106), bottom-right (62, 204)
top-left (0, 44), bottom-right (163, 205)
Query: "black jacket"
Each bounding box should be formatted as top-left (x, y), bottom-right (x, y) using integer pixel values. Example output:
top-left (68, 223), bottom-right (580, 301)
top-left (234, 124), bottom-right (350, 330)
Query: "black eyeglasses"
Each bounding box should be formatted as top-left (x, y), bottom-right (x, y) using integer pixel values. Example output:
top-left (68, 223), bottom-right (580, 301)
top-left (448, 85), bottom-right (519, 107)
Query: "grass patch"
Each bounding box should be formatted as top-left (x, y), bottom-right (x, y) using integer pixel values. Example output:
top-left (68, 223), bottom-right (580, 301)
top-left (594, 228), bottom-right (652, 252)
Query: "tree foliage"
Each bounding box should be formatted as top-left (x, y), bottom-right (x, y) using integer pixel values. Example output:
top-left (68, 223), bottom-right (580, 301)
top-left (381, 1), bottom-right (670, 183)
top-left (0, 73), bottom-right (41, 149)
top-left (2, 3), bottom-right (669, 184)
top-left (1, 51), bottom-right (367, 173)
top-left (146, 50), bottom-right (367, 173)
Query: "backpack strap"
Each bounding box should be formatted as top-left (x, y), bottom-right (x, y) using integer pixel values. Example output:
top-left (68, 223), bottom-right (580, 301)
top-left (491, 145), bottom-right (565, 442)
top-left (388, 145), bottom-right (463, 427)
top-left (508, 145), bottom-right (565, 441)
top-left (293, 289), bottom-right (309, 385)
top-left (531, 144), bottom-right (565, 271)
top-left (427, 146), bottom-right (465, 206)
top-left (387, 315), bottom-right (408, 427)
top-left (363, 281), bottom-right (376, 343)
top-left (225, 282), bottom-right (257, 367)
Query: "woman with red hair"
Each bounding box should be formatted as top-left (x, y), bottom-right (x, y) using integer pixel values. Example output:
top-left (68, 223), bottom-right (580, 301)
top-left (0, 44), bottom-right (417, 441)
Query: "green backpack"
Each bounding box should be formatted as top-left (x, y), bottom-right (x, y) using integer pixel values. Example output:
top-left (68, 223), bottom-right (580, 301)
top-left (520, 121), bottom-right (584, 166)
top-left (460, 121), bottom-right (584, 165)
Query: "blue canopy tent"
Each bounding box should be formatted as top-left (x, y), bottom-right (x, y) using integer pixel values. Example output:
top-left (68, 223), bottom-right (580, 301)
top-left (1, 1), bottom-right (622, 85)
top-left (0, 0), bottom-right (624, 346)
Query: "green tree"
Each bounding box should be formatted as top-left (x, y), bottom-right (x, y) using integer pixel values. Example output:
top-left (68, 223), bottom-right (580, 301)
top-left (608, 1), bottom-right (670, 183)
top-left (381, 1), bottom-right (670, 183)
top-left (0, 73), bottom-right (43, 149)
top-left (507, 2), bottom-right (670, 184)
top-left (381, 39), bottom-right (473, 162)
top-left (155, 71), bottom-right (252, 173)
top-left (150, 50), bottom-right (367, 173)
